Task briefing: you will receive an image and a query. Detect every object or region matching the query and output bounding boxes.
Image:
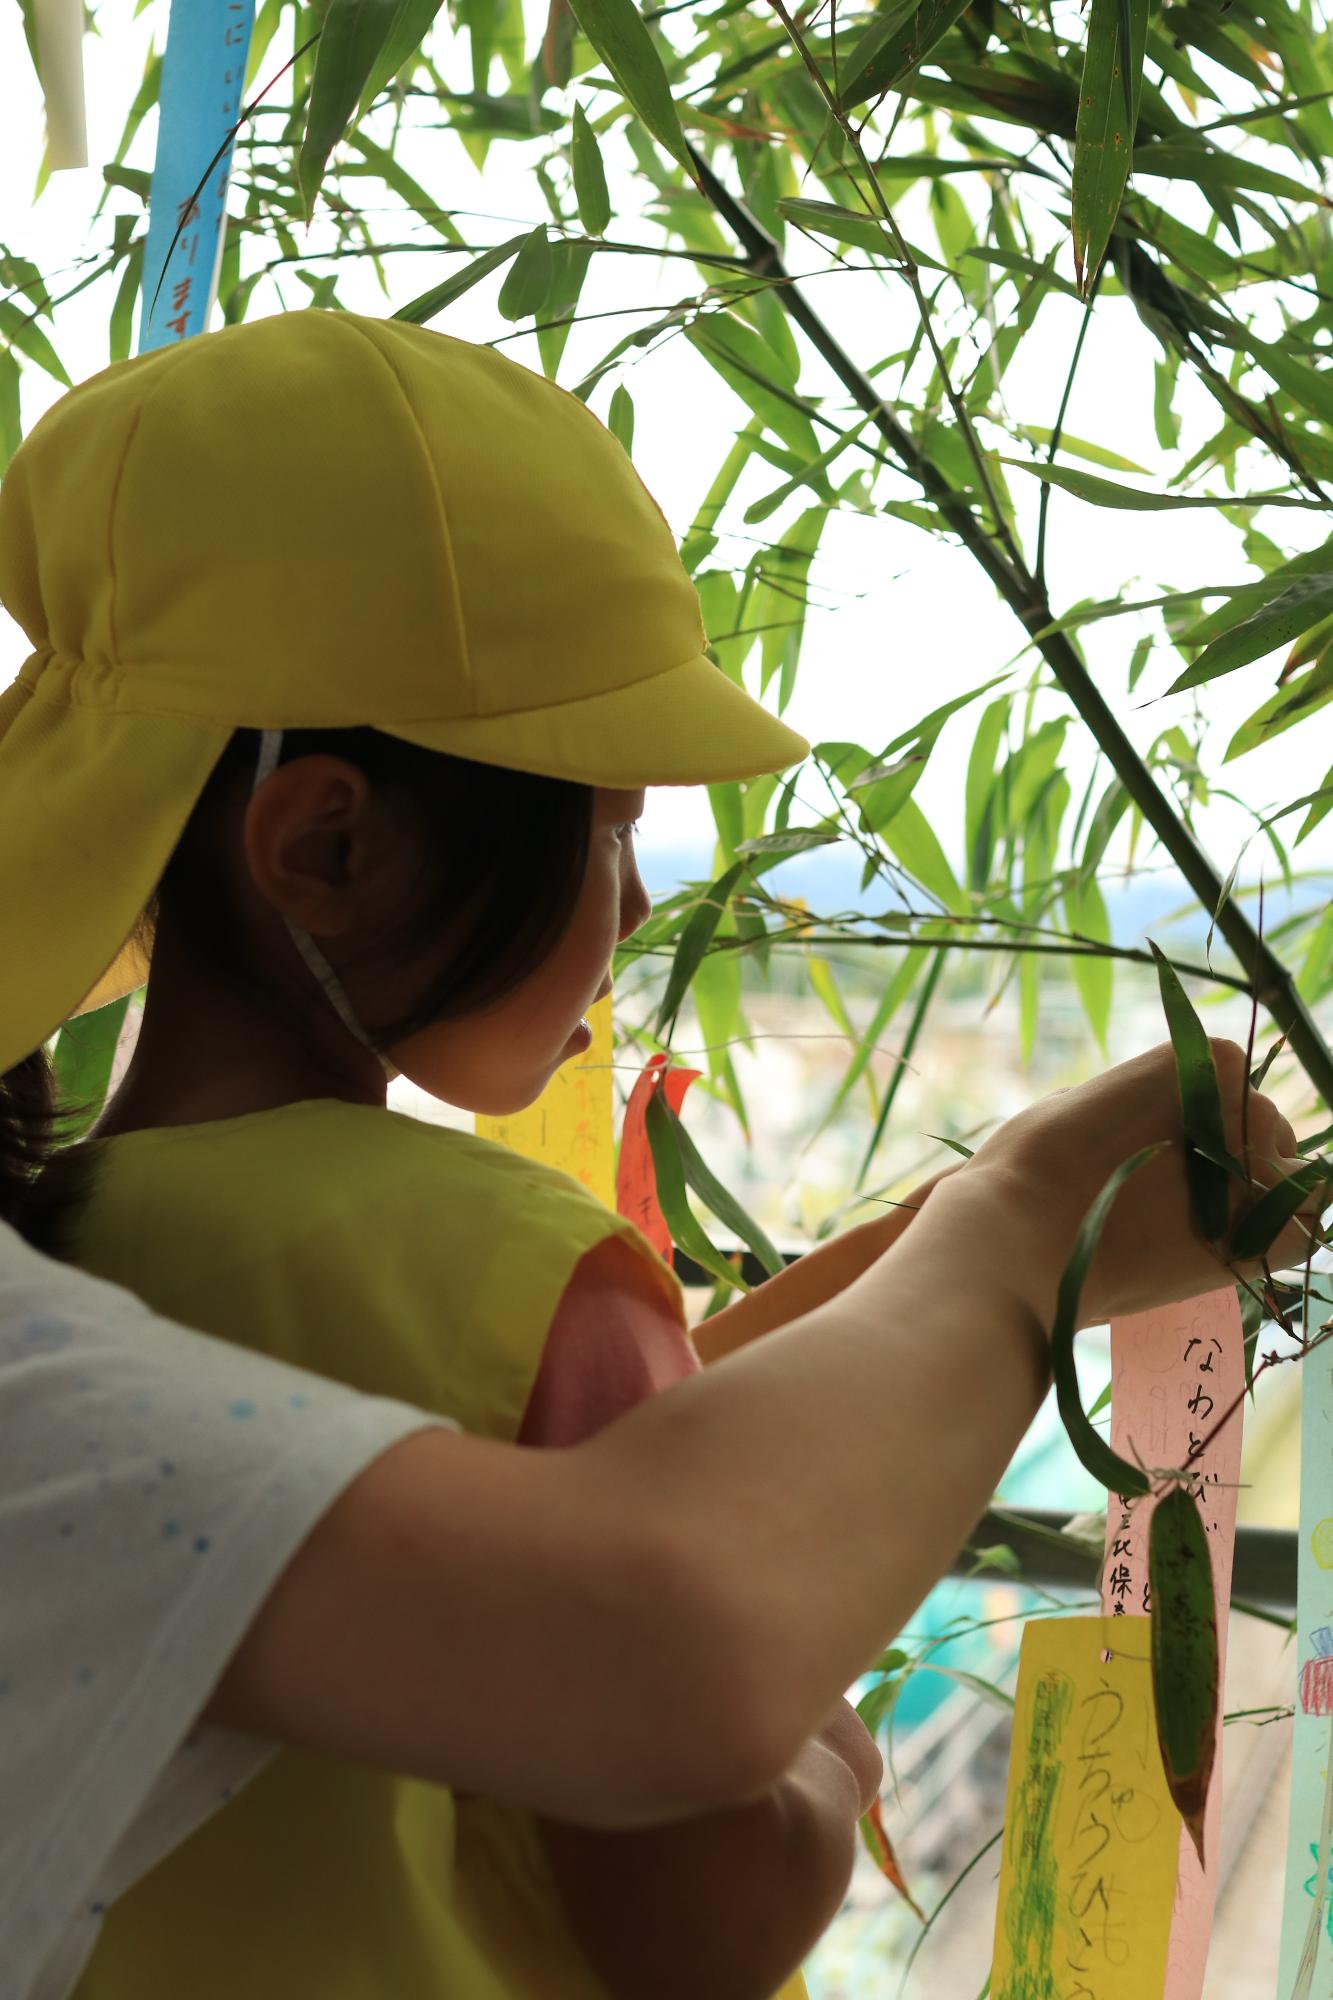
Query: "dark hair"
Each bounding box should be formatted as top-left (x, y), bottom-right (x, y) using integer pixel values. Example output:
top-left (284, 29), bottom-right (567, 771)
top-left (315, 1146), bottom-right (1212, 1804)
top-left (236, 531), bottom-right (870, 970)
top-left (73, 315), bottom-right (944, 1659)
top-left (158, 727), bottom-right (594, 1042)
top-left (3, 727), bottom-right (594, 1246)
top-left (1, 1051), bottom-right (58, 1232)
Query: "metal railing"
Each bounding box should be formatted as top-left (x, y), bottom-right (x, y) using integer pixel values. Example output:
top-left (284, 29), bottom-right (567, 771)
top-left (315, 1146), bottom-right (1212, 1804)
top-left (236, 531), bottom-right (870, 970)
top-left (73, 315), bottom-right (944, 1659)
top-left (957, 1506), bottom-right (1296, 1617)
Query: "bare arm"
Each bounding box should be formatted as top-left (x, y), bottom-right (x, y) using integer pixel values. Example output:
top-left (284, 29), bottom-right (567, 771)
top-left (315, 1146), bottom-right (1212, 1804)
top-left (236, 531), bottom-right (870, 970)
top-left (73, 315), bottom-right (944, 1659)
top-left (201, 1041), bottom-right (1320, 1829)
top-left (542, 1700), bottom-right (881, 2000)
top-left (693, 1168), bottom-right (954, 1363)
top-left (202, 1165), bottom-right (1046, 1826)
top-left (522, 1248), bottom-right (883, 2000)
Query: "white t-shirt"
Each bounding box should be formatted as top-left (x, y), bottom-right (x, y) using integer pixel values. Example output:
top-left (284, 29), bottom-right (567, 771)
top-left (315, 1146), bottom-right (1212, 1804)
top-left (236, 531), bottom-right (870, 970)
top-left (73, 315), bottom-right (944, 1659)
top-left (0, 1223), bottom-right (455, 2000)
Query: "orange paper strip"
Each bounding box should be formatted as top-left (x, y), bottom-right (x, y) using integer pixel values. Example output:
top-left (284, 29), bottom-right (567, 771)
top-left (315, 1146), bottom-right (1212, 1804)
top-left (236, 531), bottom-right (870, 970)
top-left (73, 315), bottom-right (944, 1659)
top-left (614, 1054), bottom-right (701, 1260)
top-left (1099, 1289), bottom-right (1244, 2000)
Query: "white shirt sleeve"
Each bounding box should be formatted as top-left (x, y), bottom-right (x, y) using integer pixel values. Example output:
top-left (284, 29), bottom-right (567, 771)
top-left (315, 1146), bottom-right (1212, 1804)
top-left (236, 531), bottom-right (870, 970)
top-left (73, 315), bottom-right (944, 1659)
top-left (0, 1223), bottom-right (456, 2000)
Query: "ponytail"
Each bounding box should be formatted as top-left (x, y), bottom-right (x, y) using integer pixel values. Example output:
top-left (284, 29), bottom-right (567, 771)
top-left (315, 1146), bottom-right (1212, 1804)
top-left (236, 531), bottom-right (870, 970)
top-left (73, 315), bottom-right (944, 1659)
top-left (0, 1047), bottom-right (98, 1253)
top-left (0, 1048), bottom-right (57, 1231)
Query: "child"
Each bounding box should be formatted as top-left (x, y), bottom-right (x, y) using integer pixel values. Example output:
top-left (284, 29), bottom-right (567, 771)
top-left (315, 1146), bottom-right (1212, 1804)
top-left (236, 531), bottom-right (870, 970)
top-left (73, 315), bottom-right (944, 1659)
top-left (0, 312), bottom-right (887, 2000)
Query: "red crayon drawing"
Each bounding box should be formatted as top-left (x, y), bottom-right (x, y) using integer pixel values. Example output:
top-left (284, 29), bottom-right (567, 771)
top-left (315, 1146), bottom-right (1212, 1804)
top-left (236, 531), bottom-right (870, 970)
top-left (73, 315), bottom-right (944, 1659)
top-left (1301, 1653), bottom-right (1333, 1717)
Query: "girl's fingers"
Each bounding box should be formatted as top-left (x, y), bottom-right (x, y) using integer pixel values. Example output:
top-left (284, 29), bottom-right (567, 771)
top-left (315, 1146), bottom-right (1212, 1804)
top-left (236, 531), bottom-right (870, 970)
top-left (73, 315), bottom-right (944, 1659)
top-left (1272, 1111), bottom-right (1299, 1158)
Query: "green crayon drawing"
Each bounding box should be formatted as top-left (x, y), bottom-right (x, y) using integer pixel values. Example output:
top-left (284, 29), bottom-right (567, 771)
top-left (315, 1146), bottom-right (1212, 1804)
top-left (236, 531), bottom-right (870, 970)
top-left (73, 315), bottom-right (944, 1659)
top-left (995, 1669), bottom-right (1074, 2000)
top-left (1302, 1842), bottom-right (1333, 1944)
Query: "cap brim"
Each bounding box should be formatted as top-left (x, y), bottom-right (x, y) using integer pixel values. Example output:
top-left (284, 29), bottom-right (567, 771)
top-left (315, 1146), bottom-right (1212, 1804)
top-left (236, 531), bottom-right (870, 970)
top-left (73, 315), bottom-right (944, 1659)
top-left (0, 679), bottom-right (229, 1070)
top-left (0, 651), bottom-right (807, 1070)
top-left (384, 652), bottom-right (810, 788)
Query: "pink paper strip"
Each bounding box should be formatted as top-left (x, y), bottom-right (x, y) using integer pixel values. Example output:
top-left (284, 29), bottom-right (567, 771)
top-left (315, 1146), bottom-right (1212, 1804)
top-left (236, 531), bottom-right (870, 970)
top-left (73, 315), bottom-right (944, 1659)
top-left (1100, 1288), bottom-right (1245, 2000)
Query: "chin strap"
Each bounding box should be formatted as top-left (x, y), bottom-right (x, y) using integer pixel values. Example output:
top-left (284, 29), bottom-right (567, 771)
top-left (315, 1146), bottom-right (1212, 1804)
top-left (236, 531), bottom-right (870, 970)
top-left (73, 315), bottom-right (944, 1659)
top-left (254, 730), bottom-right (397, 1078)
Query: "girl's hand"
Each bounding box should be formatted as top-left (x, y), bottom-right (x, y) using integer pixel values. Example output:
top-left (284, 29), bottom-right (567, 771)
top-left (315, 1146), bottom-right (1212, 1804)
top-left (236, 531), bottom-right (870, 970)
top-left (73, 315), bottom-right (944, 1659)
top-left (954, 1037), bottom-right (1326, 1329)
top-left (813, 1696), bottom-right (883, 1817)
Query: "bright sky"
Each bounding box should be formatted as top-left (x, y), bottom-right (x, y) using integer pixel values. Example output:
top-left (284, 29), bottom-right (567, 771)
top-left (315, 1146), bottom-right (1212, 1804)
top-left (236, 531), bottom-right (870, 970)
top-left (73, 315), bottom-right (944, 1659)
top-left (3, 0), bottom-right (1331, 886)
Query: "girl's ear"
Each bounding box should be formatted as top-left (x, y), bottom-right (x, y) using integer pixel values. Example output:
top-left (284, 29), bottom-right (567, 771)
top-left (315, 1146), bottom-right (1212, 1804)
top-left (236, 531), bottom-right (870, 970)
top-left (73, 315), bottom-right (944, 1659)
top-left (242, 755), bottom-right (376, 938)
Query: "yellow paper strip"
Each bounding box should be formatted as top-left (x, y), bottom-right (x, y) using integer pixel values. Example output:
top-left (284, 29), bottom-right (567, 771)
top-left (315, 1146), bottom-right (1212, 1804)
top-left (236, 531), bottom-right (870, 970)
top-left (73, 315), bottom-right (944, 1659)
top-left (475, 993), bottom-right (614, 1208)
top-left (990, 1615), bottom-right (1180, 2000)
top-left (479, 993), bottom-right (806, 1999)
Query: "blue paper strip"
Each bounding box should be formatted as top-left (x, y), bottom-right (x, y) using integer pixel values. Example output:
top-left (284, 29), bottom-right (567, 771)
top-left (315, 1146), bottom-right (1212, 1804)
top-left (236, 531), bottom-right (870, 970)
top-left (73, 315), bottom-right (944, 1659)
top-left (1278, 1283), bottom-right (1333, 2000)
top-left (138, 0), bottom-right (255, 352)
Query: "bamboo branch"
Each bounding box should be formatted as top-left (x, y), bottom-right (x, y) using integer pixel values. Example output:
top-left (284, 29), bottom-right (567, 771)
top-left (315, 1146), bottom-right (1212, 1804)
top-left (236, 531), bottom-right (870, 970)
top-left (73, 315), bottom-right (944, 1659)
top-left (686, 145), bottom-right (1333, 1111)
top-left (765, 0), bottom-right (1026, 572)
top-left (1035, 265), bottom-right (1101, 589)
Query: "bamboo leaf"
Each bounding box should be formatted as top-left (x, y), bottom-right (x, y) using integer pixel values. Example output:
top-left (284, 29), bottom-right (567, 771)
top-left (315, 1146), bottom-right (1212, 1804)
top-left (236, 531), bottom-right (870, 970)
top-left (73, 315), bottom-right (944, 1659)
top-left (1298, 767), bottom-right (1333, 844)
top-left (298, 0), bottom-right (402, 213)
top-left (1133, 140), bottom-right (1326, 207)
top-left (863, 675), bottom-right (1010, 772)
top-left (0, 299), bottom-right (71, 386)
top-left (655, 862), bottom-right (746, 1036)
top-left (852, 752), bottom-right (931, 832)
top-left (496, 225), bottom-right (554, 321)
top-left (839, 0), bottom-right (975, 110)
top-left (776, 197), bottom-right (902, 261)
top-left (346, 130), bottom-right (464, 238)
top-left (108, 239), bottom-right (144, 364)
top-left (662, 1096), bottom-right (784, 1278)
top-left (357, 0), bottom-right (446, 109)
top-left (1050, 1147), bottom-right (1160, 1496)
top-left (744, 416), bottom-right (869, 526)
top-left (607, 382), bottom-right (634, 454)
top-left (811, 950), bottom-right (924, 1135)
top-left (1180, 539), bottom-right (1333, 647)
top-left (1063, 873), bottom-right (1112, 1052)
top-left (52, 999), bottom-right (130, 1140)
top-left (565, 0), bottom-right (693, 175)
top-left (1016, 425), bottom-right (1148, 475)
top-left (536, 238), bottom-right (592, 376)
top-left (571, 103), bottom-right (612, 235)
top-left (962, 246), bottom-right (1082, 300)
top-left (1239, 333), bottom-right (1333, 433)
top-left (1149, 1484), bottom-right (1219, 1865)
top-left (1149, 941), bottom-right (1232, 1244)
top-left (1249, 1037), bottom-right (1286, 1091)
top-left (644, 1090), bottom-right (749, 1291)
top-left (857, 1661), bottom-right (909, 1735)
top-left (1238, 1280), bottom-right (1263, 1399)
top-left (860, 1798), bottom-right (927, 1925)
top-left (1223, 653), bottom-right (1333, 762)
top-left (0, 351), bottom-right (20, 475)
top-left (1230, 1160), bottom-right (1329, 1262)
top-left (920, 1662), bottom-right (1014, 1708)
top-left (101, 164), bottom-right (151, 203)
top-left (735, 828), bottom-right (839, 855)
top-left (1284, 611), bottom-right (1333, 674)
top-left (775, 199), bottom-right (949, 273)
top-left (685, 316), bottom-right (825, 462)
top-left (1000, 459), bottom-right (1315, 511)
top-left (876, 797), bottom-right (964, 910)
top-left (964, 695), bottom-right (1010, 891)
top-left (1168, 573), bottom-right (1333, 695)
top-left (1071, 0), bottom-right (1149, 294)
top-left (394, 234), bottom-right (529, 323)
top-left (807, 953), bottom-right (858, 1048)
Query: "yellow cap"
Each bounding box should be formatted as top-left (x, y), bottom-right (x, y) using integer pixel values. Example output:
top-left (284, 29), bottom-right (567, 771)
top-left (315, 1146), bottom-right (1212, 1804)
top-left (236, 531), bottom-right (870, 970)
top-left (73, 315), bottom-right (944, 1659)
top-left (0, 312), bottom-right (808, 1070)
